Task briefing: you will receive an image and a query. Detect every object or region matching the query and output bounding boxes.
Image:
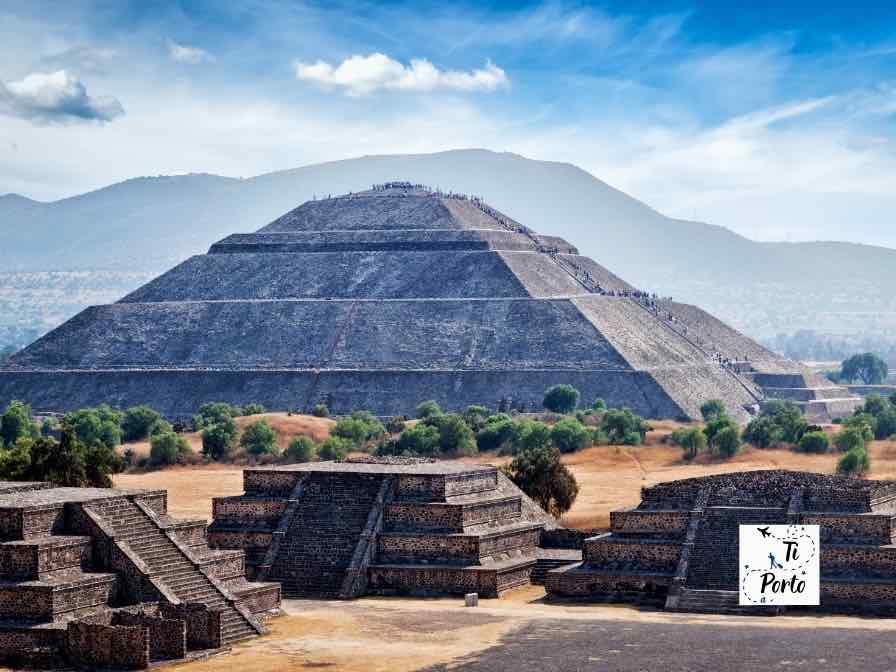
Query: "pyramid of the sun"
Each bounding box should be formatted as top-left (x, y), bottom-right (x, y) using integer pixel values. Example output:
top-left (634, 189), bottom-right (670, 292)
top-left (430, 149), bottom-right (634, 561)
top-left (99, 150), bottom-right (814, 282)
top-left (0, 182), bottom-right (859, 420)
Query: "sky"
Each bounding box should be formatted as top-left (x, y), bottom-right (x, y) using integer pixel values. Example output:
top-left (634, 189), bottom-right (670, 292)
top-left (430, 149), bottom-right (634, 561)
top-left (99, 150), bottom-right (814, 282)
top-left (2, 0), bottom-right (896, 246)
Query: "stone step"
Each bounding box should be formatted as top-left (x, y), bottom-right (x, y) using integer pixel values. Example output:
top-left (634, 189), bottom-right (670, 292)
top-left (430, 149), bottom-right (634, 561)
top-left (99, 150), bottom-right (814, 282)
top-left (673, 589), bottom-right (782, 615)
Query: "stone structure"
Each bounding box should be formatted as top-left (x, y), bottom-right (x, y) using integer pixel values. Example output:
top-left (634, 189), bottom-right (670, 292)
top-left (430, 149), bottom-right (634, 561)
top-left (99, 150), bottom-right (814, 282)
top-left (207, 459), bottom-right (559, 599)
top-left (546, 470), bottom-right (896, 615)
top-left (0, 182), bottom-right (858, 422)
top-left (0, 481), bottom-right (279, 669)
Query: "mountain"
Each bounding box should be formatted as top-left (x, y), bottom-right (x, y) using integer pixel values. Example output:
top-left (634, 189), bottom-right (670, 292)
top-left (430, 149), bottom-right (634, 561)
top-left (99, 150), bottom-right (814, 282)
top-left (1, 149), bottom-right (894, 342)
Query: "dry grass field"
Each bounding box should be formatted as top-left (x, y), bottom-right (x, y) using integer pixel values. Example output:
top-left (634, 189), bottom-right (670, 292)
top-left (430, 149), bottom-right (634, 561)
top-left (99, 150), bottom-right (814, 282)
top-left (114, 414), bottom-right (896, 529)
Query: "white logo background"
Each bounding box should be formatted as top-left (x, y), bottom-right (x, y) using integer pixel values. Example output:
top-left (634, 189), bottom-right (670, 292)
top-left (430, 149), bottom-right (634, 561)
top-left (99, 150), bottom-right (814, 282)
top-left (739, 524), bottom-right (819, 606)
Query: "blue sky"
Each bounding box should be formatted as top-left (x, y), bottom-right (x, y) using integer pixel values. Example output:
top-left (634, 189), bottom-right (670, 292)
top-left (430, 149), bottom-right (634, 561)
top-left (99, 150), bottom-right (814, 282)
top-left (2, 0), bottom-right (896, 246)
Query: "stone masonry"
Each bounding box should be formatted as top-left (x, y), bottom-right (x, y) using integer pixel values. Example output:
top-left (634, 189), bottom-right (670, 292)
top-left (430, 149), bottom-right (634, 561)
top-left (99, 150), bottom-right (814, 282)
top-left (0, 181), bottom-right (857, 422)
top-left (208, 459), bottom-right (559, 599)
top-left (0, 481), bottom-right (279, 669)
top-left (546, 470), bottom-right (896, 615)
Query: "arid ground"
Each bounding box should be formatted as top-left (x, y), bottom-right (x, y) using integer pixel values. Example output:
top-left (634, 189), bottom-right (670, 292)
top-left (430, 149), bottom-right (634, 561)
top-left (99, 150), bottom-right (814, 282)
top-left (107, 414), bottom-right (896, 671)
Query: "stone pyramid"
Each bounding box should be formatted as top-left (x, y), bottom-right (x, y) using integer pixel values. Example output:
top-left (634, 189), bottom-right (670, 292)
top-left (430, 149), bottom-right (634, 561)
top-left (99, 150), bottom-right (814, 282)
top-left (0, 182), bottom-right (857, 420)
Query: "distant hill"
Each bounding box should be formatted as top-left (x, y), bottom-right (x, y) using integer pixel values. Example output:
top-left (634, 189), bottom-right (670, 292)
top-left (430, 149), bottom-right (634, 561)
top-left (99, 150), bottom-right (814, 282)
top-left (1, 149), bottom-right (894, 342)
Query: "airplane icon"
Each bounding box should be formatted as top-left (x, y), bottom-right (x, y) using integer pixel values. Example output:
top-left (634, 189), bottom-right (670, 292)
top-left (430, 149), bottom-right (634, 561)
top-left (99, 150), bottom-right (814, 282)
top-left (757, 527), bottom-right (772, 538)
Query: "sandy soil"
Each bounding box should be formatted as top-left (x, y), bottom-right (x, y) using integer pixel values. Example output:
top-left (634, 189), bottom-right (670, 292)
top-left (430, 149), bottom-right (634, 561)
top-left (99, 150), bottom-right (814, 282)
top-left (173, 589), bottom-right (896, 672)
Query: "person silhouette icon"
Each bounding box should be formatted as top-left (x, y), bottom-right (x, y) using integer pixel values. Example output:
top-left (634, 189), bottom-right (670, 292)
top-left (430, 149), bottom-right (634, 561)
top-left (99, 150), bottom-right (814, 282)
top-left (768, 552), bottom-right (783, 569)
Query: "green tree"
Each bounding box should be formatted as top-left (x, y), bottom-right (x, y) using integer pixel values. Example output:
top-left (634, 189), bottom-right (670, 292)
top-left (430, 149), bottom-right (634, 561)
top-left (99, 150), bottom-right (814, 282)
top-left (385, 416), bottom-right (407, 434)
top-left (149, 431), bottom-right (192, 466)
top-left (543, 384), bottom-right (580, 413)
top-left (193, 402), bottom-right (238, 430)
top-left (286, 436), bottom-right (316, 463)
top-left (0, 439), bottom-right (32, 480)
top-left (462, 405), bottom-right (490, 432)
top-left (243, 403), bottom-right (266, 416)
top-left (757, 401), bottom-right (808, 444)
top-left (312, 403), bottom-right (330, 418)
top-left (318, 436), bottom-right (351, 461)
top-left (63, 405), bottom-right (123, 448)
top-left (201, 417), bottom-right (238, 461)
top-left (504, 445), bottom-right (579, 517)
top-left (550, 418), bottom-right (590, 454)
top-left (671, 427), bottom-right (707, 460)
top-left (427, 414), bottom-right (477, 456)
top-left (398, 423), bottom-right (440, 455)
top-left (591, 398), bottom-right (607, 411)
top-left (600, 408), bottom-right (650, 445)
top-left (699, 399), bottom-right (727, 421)
top-left (714, 426), bottom-right (743, 458)
top-left (415, 400), bottom-right (443, 420)
top-left (840, 353), bottom-right (888, 385)
top-left (331, 412), bottom-right (386, 448)
top-left (743, 416), bottom-right (784, 449)
top-left (511, 420), bottom-right (552, 454)
top-left (834, 426), bottom-right (867, 453)
top-left (121, 405), bottom-right (163, 442)
top-left (0, 400), bottom-right (39, 447)
top-left (797, 431), bottom-right (830, 454)
top-left (856, 395), bottom-right (896, 440)
top-left (837, 447), bottom-right (870, 475)
top-left (843, 414), bottom-right (875, 443)
top-left (475, 417), bottom-right (517, 453)
top-left (240, 419), bottom-right (279, 456)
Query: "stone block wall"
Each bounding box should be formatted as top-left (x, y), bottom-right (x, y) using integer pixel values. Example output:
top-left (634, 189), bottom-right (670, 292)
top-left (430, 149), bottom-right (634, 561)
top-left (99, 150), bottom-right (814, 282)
top-left (584, 537), bottom-right (681, 573)
top-left (67, 620), bottom-right (150, 670)
top-left (610, 510), bottom-right (689, 536)
top-left (803, 513), bottom-right (894, 544)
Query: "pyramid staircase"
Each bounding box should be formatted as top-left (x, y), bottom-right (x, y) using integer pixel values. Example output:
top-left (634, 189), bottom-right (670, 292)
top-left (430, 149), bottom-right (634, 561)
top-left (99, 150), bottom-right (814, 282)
top-left (0, 483), bottom-right (279, 669)
top-left (208, 463), bottom-right (550, 599)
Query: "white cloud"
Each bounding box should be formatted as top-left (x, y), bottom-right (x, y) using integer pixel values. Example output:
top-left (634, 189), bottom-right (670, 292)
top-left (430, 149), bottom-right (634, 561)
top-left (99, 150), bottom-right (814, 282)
top-left (168, 41), bottom-right (215, 65)
top-left (294, 53), bottom-right (509, 96)
top-left (0, 70), bottom-right (124, 124)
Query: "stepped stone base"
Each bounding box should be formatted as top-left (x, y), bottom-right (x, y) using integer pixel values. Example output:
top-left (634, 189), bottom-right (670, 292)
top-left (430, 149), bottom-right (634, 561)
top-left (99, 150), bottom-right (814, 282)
top-left (0, 482), bottom-right (279, 669)
top-left (209, 459), bottom-right (558, 600)
top-left (546, 470), bottom-right (896, 616)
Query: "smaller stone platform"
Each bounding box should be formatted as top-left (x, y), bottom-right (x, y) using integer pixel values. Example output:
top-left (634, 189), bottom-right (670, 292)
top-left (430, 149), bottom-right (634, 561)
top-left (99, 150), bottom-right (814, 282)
top-left (208, 458), bottom-right (558, 599)
top-left (0, 481), bottom-right (280, 669)
top-left (546, 470), bottom-right (896, 616)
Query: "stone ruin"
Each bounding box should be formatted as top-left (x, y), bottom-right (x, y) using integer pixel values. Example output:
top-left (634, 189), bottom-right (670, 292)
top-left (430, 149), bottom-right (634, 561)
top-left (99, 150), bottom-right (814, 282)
top-left (206, 460), bottom-right (567, 599)
top-left (546, 470), bottom-right (896, 614)
top-left (0, 182), bottom-right (860, 422)
top-left (0, 481), bottom-right (279, 669)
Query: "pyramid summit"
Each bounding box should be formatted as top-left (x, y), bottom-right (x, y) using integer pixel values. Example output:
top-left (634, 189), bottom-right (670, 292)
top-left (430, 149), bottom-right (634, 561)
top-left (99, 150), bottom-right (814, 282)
top-left (0, 182), bottom-right (859, 420)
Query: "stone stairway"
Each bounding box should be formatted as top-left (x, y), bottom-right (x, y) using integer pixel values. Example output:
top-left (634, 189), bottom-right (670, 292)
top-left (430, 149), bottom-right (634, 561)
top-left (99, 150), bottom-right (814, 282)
top-left (88, 498), bottom-right (258, 646)
top-left (530, 551), bottom-right (581, 585)
top-left (685, 507), bottom-right (786, 590)
top-left (268, 473), bottom-right (385, 597)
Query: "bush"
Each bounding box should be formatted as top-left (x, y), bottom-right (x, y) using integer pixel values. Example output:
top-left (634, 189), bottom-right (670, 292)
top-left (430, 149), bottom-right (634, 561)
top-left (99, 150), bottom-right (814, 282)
top-left (797, 431), bottom-right (830, 454)
top-left (201, 418), bottom-right (238, 461)
top-left (699, 399), bottom-right (726, 421)
top-left (704, 414), bottom-right (738, 446)
top-left (312, 403), bottom-right (330, 418)
top-left (331, 412), bottom-right (386, 448)
top-left (318, 436), bottom-right (351, 461)
top-left (550, 418), bottom-right (590, 454)
top-left (600, 408), bottom-right (649, 445)
top-left (243, 403), bottom-right (266, 416)
top-left (427, 414), bottom-right (477, 456)
top-left (386, 416), bottom-right (407, 434)
top-left (1, 430), bottom-right (122, 487)
top-left (543, 384), bottom-right (580, 413)
top-left (120, 405), bottom-right (163, 442)
top-left (843, 414), bottom-right (875, 443)
top-left (398, 423), bottom-right (440, 455)
top-left (671, 427), bottom-right (707, 460)
top-left (837, 447), bottom-right (870, 475)
top-left (758, 401), bottom-right (808, 444)
top-left (476, 418), bottom-right (518, 453)
top-left (462, 405), bottom-right (490, 432)
top-left (193, 402), bottom-right (239, 430)
top-left (591, 398), bottom-right (607, 411)
top-left (504, 444), bottom-right (579, 516)
top-left (840, 352), bottom-right (888, 385)
top-left (286, 436), bottom-right (316, 463)
top-left (713, 426), bottom-right (742, 458)
top-left (834, 426), bottom-right (867, 453)
top-left (743, 416), bottom-right (784, 449)
top-left (149, 431), bottom-right (191, 466)
top-left (240, 419), bottom-right (279, 456)
top-left (0, 400), bottom-right (39, 447)
top-left (510, 420), bottom-right (552, 454)
top-left (415, 400), bottom-right (442, 420)
top-left (855, 395), bottom-right (896, 440)
top-left (63, 405), bottom-right (123, 448)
